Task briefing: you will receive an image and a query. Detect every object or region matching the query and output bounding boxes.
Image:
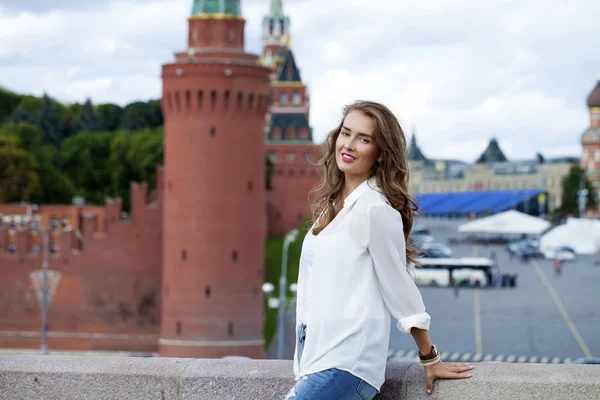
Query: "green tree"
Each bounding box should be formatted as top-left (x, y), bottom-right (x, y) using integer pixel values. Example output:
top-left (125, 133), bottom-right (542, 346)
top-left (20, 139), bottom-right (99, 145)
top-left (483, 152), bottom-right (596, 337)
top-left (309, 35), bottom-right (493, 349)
top-left (0, 136), bottom-right (40, 202)
top-left (58, 131), bottom-right (113, 204)
top-left (74, 98), bottom-right (103, 132)
top-left (59, 111), bottom-right (77, 140)
top-left (108, 127), bottom-right (163, 210)
top-left (0, 87), bottom-right (22, 122)
top-left (119, 100), bottom-right (163, 131)
top-left (555, 165), bottom-right (598, 218)
top-left (38, 93), bottom-right (63, 147)
top-left (97, 103), bottom-right (124, 131)
top-left (0, 122), bottom-right (76, 203)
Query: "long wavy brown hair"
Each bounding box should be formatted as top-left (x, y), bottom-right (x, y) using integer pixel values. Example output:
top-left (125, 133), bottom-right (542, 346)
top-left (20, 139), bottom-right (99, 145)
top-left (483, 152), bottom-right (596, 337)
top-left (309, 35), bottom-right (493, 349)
top-left (308, 100), bottom-right (420, 265)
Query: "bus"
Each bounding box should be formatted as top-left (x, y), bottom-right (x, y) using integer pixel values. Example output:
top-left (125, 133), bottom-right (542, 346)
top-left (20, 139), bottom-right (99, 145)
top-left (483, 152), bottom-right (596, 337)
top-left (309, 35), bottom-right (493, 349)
top-left (408, 257), bottom-right (498, 287)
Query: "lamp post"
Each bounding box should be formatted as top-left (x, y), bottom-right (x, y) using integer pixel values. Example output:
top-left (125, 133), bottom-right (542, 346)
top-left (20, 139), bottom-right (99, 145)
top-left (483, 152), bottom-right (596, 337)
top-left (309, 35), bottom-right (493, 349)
top-left (578, 174), bottom-right (588, 219)
top-left (41, 227), bottom-right (49, 355)
top-left (278, 228), bottom-right (299, 360)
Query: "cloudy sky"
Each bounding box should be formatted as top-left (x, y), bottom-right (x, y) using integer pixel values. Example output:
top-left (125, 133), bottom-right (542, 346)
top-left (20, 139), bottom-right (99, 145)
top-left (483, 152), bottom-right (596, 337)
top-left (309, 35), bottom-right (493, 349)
top-left (1, 0), bottom-right (598, 162)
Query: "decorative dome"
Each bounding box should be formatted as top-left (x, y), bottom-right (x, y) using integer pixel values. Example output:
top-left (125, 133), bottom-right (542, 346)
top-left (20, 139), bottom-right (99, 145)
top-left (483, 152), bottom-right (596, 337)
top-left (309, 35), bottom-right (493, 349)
top-left (191, 0), bottom-right (241, 18)
top-left (586, 77), bottom-right (600, 108)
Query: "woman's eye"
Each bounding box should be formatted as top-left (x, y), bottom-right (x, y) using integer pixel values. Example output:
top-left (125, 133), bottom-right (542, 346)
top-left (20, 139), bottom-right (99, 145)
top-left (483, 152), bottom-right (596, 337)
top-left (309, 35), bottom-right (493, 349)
top-left (360, 138), bottom-right (370, 144)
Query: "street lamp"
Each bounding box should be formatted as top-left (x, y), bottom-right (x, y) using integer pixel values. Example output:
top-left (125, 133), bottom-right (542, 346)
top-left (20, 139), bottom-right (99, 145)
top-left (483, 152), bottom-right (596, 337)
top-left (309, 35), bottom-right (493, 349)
top-left (278, 228), bottom-right (299, 360)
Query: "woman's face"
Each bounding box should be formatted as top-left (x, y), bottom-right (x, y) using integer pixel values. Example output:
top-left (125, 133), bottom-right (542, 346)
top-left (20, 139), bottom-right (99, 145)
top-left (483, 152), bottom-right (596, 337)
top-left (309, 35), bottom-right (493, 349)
top-left (335, 110), bottom-right (381, 181)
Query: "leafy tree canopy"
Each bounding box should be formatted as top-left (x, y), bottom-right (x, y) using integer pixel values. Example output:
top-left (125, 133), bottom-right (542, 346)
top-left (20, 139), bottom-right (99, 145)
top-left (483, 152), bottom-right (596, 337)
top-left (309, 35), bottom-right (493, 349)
top-left (555, 164), bottom-right (598, 218)
top-left (0, 135), bottom-right (40, 202)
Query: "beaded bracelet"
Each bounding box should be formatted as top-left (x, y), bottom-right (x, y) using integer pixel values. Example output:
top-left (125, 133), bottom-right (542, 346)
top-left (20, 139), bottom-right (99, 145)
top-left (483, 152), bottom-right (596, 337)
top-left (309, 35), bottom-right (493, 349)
top-left (420, 354), bottom-right (441, 367)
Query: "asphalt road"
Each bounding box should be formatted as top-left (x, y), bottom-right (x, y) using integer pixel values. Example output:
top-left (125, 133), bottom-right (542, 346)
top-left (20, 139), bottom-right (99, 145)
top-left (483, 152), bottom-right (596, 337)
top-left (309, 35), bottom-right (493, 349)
top-left (388, 217), bottom-right (600, 363)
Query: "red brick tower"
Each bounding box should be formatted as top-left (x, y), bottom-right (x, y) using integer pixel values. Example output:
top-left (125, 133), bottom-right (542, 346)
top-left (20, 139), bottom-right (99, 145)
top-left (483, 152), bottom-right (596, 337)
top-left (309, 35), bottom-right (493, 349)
top-left (582, 75), bottom-right (600, 208)
top-left (160, 0), bottom-right (271, 358)
top-left (261, 0), bottom-right (322, 236)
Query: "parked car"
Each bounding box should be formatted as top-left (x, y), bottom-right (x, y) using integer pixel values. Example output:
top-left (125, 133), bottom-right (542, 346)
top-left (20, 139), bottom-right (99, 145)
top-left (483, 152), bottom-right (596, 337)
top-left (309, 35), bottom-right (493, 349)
top-left (543, 246), bottom-right (576, 261)
top-left (508, 240), bottom-right (543, 259)
top-left (420, 247), bottom-right (449, 258)
top-left (413, 233), bottom-right (434, 245)
top-left (421, 242), bottom-right (452, 257)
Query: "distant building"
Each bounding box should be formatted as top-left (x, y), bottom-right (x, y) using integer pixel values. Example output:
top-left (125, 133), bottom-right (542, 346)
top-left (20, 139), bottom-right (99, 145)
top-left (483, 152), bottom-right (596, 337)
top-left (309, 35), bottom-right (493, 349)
top-left (408, 132), bottom-right (576, 213)
top-left (582, 76), bottom-right (600, 206)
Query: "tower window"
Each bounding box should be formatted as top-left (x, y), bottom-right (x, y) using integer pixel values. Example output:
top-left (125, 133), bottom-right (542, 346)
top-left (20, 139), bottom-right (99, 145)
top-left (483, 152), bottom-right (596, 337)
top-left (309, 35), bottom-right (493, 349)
top-left (237, 92), bottom-right (244, 110)
top-left (210, 90), bottom-right (217, 109)
top-left (248, 181), bottom-right (253, 192)
top-left (232, 250), bottom-right (238, 262)
top-left (248, 93), bottom-right (255, 110)
top-left (205, 286), bottom-right (211, 298)
top-left (210, 126), bottom-right (216, 137)
top-left (228, 321), bottom-right (234, 337)
top-left (224, 90), bottom-right (231, 110)
top-left (269, 19), bottom-right (274, 35)
top-left (280, 19), bottom-right (285, 35)
top-left (197, 90), bottom-right (204, 110)
top-left (280, 92), bottom-right (288, 105)
top-left (228, 30), bottom-right (235, 42)
top-left (181, 249), bottom-right (187, 261)
top-left (176, 321), bottom-right (182, 335)
top-left (185, 90), bottom-right (191, 112)
top-left (293, 91), bottom-right (301, 105)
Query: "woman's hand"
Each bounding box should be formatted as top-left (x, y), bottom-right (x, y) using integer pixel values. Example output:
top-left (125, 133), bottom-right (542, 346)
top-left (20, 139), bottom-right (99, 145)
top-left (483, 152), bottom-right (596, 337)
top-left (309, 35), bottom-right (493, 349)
top-left (424, 361), bottom-right (473, 394)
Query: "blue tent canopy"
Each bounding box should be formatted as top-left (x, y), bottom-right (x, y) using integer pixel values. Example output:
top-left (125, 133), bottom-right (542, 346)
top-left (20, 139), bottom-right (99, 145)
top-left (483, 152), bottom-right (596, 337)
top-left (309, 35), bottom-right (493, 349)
top-left (414, 189), bottom-right (544, 216)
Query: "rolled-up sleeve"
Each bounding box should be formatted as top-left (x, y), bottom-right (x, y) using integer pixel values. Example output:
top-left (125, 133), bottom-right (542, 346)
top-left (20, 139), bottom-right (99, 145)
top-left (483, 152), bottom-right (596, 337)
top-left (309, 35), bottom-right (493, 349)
top-left (367, 203), bottom-right (431, 333)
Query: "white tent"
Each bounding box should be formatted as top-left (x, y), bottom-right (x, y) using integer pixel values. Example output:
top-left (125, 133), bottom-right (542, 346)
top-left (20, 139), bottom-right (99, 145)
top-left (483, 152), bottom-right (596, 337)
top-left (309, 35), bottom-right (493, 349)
top-left (458, 210), bottom-right (551, 235)
top-left (540, 218), bottom-right (600, 255)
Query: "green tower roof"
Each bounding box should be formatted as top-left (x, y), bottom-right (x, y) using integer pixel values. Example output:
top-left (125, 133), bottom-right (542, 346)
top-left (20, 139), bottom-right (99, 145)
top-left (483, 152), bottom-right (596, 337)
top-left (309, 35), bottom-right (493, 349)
top-left (270, 0), bottom-right (283, 18)
top-left (191, 0), bottom-right (241, 18)
top-left (263, 0), bottom-right (290, 23)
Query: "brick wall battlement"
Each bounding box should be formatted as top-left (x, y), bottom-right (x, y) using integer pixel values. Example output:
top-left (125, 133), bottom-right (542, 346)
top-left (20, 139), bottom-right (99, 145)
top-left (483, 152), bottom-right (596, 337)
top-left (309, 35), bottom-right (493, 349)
top-left (0, 171), bottom-right (164, 353)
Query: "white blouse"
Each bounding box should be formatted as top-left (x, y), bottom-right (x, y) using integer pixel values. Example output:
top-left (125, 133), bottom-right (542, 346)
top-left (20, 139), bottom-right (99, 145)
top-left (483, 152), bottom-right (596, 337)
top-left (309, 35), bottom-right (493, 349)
top-left (293, 177), bottom-right (431, 391)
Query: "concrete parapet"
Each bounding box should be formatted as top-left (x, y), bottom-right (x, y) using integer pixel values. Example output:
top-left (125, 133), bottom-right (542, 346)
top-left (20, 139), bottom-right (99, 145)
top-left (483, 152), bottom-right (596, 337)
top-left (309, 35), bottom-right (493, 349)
top-left (0, 355), bottom-right (598, 399)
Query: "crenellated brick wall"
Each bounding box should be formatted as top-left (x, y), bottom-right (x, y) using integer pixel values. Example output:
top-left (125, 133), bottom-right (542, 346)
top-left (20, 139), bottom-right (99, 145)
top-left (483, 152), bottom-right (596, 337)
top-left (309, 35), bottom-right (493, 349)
top-left (0, 170), bottom-right (163, 353)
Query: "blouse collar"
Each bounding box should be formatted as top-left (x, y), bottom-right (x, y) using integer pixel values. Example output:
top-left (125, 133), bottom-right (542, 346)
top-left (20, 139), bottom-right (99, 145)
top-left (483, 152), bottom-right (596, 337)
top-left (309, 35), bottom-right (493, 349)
top-left (343, 176), bottom-right (379, 208)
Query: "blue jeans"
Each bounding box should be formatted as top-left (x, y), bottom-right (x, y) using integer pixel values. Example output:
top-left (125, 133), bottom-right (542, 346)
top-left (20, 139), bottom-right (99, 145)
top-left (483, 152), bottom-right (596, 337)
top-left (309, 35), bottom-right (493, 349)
top-left (284, 325), bottom-right (379, 400)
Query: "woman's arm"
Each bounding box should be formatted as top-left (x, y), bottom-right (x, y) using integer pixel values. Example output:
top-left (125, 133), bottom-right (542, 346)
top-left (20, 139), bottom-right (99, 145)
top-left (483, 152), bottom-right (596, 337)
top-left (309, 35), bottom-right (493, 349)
top-left (411, 328), bottom-right (434, 355)
top-left (411, 327), bottom-right (473, 395)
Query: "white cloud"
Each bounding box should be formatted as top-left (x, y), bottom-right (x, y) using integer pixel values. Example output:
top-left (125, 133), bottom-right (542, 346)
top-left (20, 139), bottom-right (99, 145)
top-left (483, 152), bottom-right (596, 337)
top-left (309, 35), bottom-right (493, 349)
top-left (0, 0), bottom-right (598, 162)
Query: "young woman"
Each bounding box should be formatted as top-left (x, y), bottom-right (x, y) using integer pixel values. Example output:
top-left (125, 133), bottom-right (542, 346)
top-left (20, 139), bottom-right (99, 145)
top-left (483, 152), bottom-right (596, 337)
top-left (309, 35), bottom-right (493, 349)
top-left (284, 101), bottom-right (473, 399)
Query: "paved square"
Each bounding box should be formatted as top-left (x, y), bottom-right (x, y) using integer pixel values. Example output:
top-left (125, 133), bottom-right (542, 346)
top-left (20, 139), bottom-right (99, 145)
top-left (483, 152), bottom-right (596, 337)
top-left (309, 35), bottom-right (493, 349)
top-left (389, 218), bottom-right (600, 362)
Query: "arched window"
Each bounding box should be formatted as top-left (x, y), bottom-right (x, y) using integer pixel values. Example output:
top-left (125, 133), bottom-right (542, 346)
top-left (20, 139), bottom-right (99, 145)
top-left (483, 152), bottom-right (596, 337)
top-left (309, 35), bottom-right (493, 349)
top-left (272, 127), bottom-right (282, 140)
top-left (285, 127), bottom-right (295, 140)
top-left (292, 91), bottom-right (301, 105)
top-left (280, 92), bottom-right (288, 105)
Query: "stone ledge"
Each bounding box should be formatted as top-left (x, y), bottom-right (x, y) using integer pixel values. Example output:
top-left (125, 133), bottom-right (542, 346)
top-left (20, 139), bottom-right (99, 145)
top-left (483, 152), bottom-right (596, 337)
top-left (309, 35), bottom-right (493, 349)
top-left (0, 355), bottom-right (599, 399)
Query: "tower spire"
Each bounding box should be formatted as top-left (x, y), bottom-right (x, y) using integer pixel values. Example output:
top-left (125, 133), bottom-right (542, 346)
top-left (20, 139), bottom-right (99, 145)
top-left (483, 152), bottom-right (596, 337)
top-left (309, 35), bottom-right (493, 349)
top-left (271, 0), bottom-right (283, 17)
